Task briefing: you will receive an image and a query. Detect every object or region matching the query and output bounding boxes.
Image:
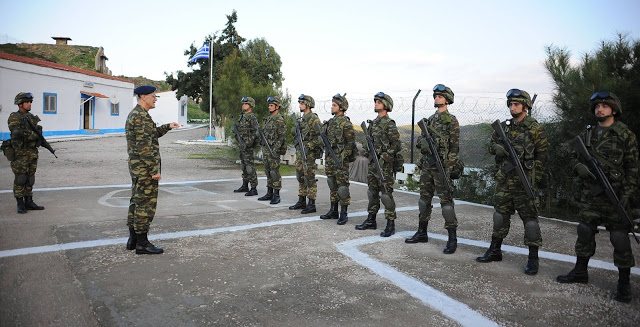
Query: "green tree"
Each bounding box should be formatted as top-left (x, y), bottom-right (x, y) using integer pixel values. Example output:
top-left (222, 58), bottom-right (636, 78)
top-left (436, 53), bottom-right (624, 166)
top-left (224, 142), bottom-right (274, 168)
top-left (241, 38), bottom-right (284, 88)
top-left (543, 32), bottom-right (640, 218)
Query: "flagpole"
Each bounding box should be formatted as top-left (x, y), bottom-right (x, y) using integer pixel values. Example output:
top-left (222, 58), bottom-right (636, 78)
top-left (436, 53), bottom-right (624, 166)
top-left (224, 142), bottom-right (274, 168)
top-left (205, 41), bottom-right (215, 140)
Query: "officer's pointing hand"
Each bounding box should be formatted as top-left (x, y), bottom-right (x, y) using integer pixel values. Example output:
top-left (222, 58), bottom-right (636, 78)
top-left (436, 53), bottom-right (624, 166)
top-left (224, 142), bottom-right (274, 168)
top-left (169, 122), bottom-right (180, 129)
top-left (151, 173), bottom-right (161, 181)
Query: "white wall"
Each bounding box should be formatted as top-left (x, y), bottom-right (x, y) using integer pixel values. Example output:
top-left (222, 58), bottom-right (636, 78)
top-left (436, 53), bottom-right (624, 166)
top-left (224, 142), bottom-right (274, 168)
top-left (143, 90), bottom-right (188, 126)
top-left (0, 58), bottom-right (133, 138)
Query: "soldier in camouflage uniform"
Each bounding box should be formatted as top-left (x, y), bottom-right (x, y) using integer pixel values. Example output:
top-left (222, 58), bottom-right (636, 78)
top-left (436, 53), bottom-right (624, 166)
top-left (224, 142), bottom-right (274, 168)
top-left (557, 91), bottom-right (638, 303)
top-left (257, 96), bottom-right (287, 205)
top-left (7, 92), bottom-right (46, 214)
top-left (289, 94), bottom-right (322, 214)
top-left (126, 86), bottom-right (179, 255)
top-left (406, 84), bottom-right (460, 254)
top-left (233, 97), bottom-right (259, 196)
top-left (319, 94), bottom-right (356, 225)
top-left (476, 89), bottom-right (549, 275)
top-left (356, 92), bottom-right (401, 237)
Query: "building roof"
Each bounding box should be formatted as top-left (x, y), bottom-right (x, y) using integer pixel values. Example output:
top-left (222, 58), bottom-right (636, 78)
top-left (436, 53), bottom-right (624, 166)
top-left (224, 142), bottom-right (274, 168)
top-left (0, 51), bottom-right (131, 84)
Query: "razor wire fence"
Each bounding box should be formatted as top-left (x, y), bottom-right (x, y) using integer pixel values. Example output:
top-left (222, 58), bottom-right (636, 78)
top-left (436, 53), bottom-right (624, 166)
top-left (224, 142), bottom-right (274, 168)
top-left (309, 91), bottom-right (557, 169)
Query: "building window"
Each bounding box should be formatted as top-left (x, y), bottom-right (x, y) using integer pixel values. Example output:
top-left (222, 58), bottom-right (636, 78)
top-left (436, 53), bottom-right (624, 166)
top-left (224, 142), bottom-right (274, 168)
top-left (43, 93), bottom-right (57, 114)
top-left (111, 103), bottom-right (120, 116)
top-left (181, 104), bottom-right (185, 117)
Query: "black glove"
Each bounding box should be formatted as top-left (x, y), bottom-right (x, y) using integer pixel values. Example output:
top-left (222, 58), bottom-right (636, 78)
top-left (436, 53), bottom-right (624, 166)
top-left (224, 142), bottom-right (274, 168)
top-left (492, 144), bottom-right (508, 159)
top-left (575, 163), bottom-right (596, 180)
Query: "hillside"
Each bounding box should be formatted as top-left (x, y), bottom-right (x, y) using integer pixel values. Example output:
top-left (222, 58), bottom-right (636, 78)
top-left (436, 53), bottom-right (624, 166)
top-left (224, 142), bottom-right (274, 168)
top-left (0, 43), bottom-right (169, 89)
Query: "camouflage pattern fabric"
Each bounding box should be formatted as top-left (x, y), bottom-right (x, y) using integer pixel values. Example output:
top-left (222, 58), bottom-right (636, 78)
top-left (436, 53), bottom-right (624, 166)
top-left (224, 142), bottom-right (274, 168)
top-left (489, 115), bottom-right (549, 246)
top-left (263, 113), bottom-right (286, 190)
top-left (572, 122), bottom-right (638, 267)
top-left (125, 104), bottom-right (172, 233)
top-left (417, 111), bottom-right (460, 227)
top-left (293, 112), bottom-right (322, 199)
top-left (366, 114), bottom-right (400, 220)
top-left (238, 113), bottom-right (259, 187)
top-left (8, 111), bottom-right (40, 198)
top-left (325, 115), bottom-right (356, 205)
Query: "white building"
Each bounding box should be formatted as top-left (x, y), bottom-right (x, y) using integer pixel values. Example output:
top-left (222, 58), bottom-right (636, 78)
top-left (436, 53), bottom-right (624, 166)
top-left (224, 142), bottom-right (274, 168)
top-left (0, 51), bottom-right (134, 139)
top-left (141, 90), bottom-right (188, 127)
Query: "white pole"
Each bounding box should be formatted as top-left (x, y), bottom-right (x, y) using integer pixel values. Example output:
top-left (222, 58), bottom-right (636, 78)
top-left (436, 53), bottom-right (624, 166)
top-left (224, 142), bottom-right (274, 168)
top-left (208, 41), bottom-right (213, 139)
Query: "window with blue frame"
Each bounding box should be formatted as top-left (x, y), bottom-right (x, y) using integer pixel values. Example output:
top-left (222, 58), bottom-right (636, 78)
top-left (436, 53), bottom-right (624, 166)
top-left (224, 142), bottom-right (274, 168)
top-left (43, 93), bottom-right (57, 114)
top-left (110, 103), bottom-right (119, 115)
top-left (181, 104), bottom-right (185, 116)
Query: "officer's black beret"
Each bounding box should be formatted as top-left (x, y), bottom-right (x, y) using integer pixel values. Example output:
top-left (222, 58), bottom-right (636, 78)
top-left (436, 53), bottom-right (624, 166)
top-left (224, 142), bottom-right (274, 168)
top-left (134, 85), bottom-right (157, 95)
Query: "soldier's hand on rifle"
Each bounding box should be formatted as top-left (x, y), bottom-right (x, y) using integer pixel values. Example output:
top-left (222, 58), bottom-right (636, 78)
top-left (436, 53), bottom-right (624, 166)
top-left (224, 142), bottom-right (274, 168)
top-left (492, 144), bottom-right (508, 159)
top-left (381, 153), bottom-right (391, 165)
top-left (620, 196), bottom-right (630, 210)
top-left (575, 163), bottom-right (596, 180)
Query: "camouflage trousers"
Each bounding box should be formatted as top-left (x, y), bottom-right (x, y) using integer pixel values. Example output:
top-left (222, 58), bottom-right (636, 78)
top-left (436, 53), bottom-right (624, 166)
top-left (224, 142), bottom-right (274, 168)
top-left (419, 166), bottom-right (457, 228)
top-left (240, 148), bottom-right (258, 188)
top-left (492, 184), bottom-right (542, 247)
top-left (295, 153), bottom-right (317, 199)
top-left (367, 161), bottom-right (396, 220)
top-left (127, 174), bottom-right (159, 234)
top-left (575, 200), bottom-right (635, 268)
top-left (264, 154), bottom-right (282, 190)
top-left (10, 148), bottom-right (38, 198)
top-left (326, 159), bottom-right (351, 205)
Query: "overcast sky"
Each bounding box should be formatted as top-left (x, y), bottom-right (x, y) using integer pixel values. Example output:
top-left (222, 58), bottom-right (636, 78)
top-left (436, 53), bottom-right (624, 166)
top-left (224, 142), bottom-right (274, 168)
top-left (1, 0), bottom-right (639, 103)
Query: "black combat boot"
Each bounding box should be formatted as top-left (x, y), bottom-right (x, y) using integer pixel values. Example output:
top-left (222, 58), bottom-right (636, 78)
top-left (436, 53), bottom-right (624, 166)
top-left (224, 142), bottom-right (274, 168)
top-left (476, 237), bottom-right (503, 263)
top-left (258, 187), bottom-right (273, 201)
top-left (289, 196), bottom-right (306, 210)
top-left (320, 202), bottom-right (339, 220)
top-left (135, 233), bottom-right (164, 255)
top-left (614, 267), bottom-right (632, 303)
top-left (380, 219), bottom-right (395, 237)
top-left (24, 196), bottom-right (44, 210)
top-left (126, 227), bottom-right (137, 250)
top-left (270, 189), bottom-right (281, 204)
top-left (234, 180), bottom-right (249, 193)
top-left (443, 228), bottom-right (458, 254)
top-left (556, 256), bottom-right (589, 283)
top-left (301, 198), bottom-right (316, 214)
top-left (16, 197), bottom-right (27, 214)
top-left (245, 187), bottom-right (258, 196)
top-left (405, 221), bottom-right (429, 243)
top-left (355, 213), bottom-right (377, 230)
top-left (525, 245), bottom-right (539, 275)
top-left (337, 205), bottom-right (349, 225)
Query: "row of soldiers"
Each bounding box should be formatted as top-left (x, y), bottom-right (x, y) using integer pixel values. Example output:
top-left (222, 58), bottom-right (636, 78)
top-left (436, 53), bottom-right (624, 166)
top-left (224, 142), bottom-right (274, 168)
top-left (231, 86), bottom-right (637, 303)
top-left (6, 87), bottom-right (636, 303)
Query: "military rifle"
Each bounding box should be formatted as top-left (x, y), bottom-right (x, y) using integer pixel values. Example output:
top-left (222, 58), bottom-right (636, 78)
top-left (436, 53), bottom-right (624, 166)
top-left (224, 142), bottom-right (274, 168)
top-left (23, 117), bottom-right (57, 158)
top-left (230, 115), bottom-right (246, 162)
top-left (491, 119), bottom-right (537, 213)
top-left (292, 114), bottom-right (310, 188)
top-left (570, 136), bottom-right (640, 244)
top-left (314, 121), bottom-right (342, 170)
top-left (418, 119), bottom-right (453, 194)
top-left (361, 121), bottom-right (389, 195)
top-left (250, 115), bottom-right (275, 158)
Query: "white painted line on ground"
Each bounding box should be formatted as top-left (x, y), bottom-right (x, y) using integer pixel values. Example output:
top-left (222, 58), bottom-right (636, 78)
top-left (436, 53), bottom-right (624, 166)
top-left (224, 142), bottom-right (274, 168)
top-left (337, 234), bottom-right (499, 327)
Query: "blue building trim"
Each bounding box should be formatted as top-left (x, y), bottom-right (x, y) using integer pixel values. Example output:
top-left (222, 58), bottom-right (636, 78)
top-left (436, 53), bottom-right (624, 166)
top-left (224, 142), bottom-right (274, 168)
top-left (43, 92), bottom-right (57, 114)
top-left (1, 128), bottom-right (125, 140)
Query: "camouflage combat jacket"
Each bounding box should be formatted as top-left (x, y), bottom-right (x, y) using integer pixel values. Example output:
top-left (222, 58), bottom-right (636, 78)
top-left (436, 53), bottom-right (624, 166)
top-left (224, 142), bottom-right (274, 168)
top-left (125, 104), bottom-right (172, 177)
top-left (571, 121), bottom-right (639, 200)
top-left (263, 113), bottom-right (286, 156)
top-left (293, 112), bottom-right (322, 157)
top-left (417, 110), bottom-right (460, 169)
top-left (8, 111), bottom-right (41, 150)
top-left (367, 114), bottom-right (401, 165)
top-left (237, 112), bottom-right (259, 149)
top-left (326, 115), bottom-right (356, 162)
top-left (490, 115), bottom-right (549, 188)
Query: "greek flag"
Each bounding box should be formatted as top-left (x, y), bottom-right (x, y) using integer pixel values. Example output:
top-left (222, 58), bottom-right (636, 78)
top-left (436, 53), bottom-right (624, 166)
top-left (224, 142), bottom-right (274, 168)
top-left (189, 44), bottom-right (210, 63)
